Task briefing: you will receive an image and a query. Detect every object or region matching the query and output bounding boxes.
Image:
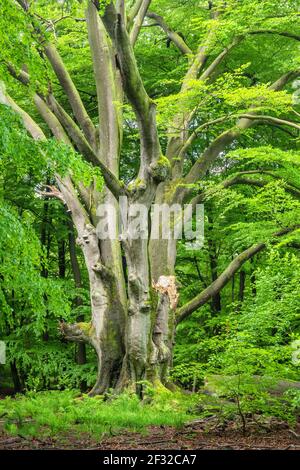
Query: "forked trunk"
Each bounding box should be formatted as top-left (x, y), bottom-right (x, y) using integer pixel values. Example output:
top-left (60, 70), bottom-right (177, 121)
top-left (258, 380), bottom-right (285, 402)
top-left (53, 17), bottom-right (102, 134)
top-left (61, 191), bottom-right (179, 396)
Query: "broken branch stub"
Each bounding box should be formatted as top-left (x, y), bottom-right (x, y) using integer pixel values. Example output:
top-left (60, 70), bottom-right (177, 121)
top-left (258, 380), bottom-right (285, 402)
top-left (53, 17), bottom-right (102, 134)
top-left (152, 275), bottom-right (179, 310)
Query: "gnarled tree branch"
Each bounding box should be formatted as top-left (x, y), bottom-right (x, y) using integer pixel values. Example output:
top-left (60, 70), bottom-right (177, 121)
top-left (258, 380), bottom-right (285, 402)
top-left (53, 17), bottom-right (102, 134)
top-left (178, 112), bottom-right (300, 163)
top-left (184, 69), bottom-right (300, 185)
top-left (47, 95), bottom-right (124, 199)
top-left (113, 8), bottom-right (162, 181)
top-left (15, 0), bottom-right (97, 149)
top-left (0, 82), bottom-right (45, 140)
top-left (129, 0), bottom-right (152, 46)
top-left (86, 1), bottom-right (122, 174)
top-left (248, 30), bottom-right (300, 42)
top-left (199, 37), bottom-right (242, 81)
top-left (44, 44), bottom-right (97, 149)
top-left (146, 11), bottom-right (192, 55)
top-left (176, 224), bottom-right (300, 323)
top-left (238, 114), bottom-right (300, 131)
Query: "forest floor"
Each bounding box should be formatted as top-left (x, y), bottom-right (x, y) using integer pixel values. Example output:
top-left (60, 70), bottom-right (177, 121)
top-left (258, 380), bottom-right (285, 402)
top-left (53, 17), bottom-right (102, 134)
top-left (1, 388), bottom-right (300, 450)
top-left (1, 417), bottom-right (300, 450)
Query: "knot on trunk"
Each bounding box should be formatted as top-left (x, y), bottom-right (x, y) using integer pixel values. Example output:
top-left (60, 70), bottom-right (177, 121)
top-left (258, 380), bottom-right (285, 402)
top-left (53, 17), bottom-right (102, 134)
top-left (150, 339), bottom-right (170, 364)
top-left (92, 261), bottom-right (114, 282)
top-left (149, 156), bottom-right (171, 182)
top-left (76, 224), bottom-right (97, 246)
top-left (152, 275), bottom-right (179, 310)
top-left (59, 321), bottom-right (94, 344)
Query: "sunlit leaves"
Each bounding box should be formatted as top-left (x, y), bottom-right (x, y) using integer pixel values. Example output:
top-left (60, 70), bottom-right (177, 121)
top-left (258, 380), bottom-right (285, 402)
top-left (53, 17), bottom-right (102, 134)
top-left (0, 104), bottom-right (104, 195)
top-left (0, 0), bottom-right (50, 92)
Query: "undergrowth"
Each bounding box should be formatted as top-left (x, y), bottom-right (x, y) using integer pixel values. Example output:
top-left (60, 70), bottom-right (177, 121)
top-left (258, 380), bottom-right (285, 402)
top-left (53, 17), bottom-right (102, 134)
top-left (0, 389), bottom-right (198, 440)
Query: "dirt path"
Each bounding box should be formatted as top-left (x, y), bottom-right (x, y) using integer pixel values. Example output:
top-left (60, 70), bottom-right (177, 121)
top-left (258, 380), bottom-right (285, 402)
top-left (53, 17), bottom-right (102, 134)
top-left (1, 419), bottom-right (300, 450)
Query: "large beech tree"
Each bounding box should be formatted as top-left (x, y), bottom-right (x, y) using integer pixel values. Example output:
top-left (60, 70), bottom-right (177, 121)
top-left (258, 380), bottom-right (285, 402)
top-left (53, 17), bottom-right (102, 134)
top-left (0, 0), bottom-right (300, 395)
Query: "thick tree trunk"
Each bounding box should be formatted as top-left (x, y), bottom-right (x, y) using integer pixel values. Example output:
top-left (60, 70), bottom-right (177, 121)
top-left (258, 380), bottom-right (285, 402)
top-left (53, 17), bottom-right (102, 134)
top-left (147, 183), bottom-right (179, 388)
top-left (121, 237), bottom-right (152, 393)
top-left (57, 177), bottom-right (126, 395)
top-left (62, 224), bottom-right (178, 395)
top-left (100, 181), bottom-right (175, 393)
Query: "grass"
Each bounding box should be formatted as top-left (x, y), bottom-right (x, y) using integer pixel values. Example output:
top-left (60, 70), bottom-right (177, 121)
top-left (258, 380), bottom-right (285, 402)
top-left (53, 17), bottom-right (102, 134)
top-left (0, 389), bottom-right (198, 440)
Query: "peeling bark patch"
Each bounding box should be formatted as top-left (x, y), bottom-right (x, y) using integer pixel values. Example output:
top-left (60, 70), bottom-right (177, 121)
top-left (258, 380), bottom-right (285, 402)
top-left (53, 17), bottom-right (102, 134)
top-left (152, 275), bottom-right (179, 310)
